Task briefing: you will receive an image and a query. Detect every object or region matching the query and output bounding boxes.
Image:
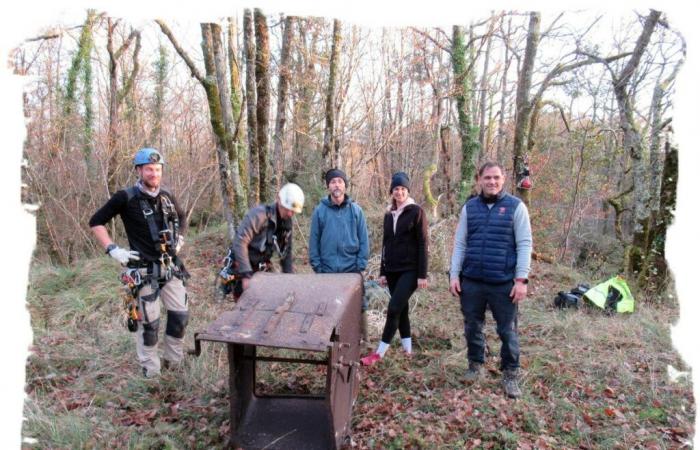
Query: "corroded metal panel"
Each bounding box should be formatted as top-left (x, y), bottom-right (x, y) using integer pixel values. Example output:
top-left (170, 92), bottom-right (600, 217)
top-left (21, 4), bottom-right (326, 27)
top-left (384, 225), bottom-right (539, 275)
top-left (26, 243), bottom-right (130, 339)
top-left (196, 273), bottom-right (362, 352)
top-left (194, 272), bottom-right (364, 449)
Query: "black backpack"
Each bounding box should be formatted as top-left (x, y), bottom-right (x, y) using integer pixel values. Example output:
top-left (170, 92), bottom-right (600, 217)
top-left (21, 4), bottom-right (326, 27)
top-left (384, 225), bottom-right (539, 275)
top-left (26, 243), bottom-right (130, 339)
top-left (554, 283), bottom-right (590, 309)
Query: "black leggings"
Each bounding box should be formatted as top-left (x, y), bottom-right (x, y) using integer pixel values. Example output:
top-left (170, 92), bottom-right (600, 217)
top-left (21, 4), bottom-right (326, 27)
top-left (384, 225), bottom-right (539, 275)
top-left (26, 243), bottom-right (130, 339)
top-left (381, 271), bottom-right (418, 343)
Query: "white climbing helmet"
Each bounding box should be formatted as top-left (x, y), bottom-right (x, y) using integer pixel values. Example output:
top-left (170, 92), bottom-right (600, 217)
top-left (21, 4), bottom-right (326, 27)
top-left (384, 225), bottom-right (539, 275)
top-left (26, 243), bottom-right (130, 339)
top-left (278, 183), bottom-right (305, 213)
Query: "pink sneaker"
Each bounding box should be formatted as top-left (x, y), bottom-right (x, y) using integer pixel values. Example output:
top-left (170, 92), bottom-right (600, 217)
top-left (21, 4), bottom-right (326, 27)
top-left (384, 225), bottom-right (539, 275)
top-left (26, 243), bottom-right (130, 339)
top-left (360, 352), bottom-right (382, 366)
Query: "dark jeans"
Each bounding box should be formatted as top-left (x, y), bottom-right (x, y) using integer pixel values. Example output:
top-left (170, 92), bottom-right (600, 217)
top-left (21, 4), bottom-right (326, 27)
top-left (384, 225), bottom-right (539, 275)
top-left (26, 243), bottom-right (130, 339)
top-left (460, 278), bottom-right (519, 371)
top-left (380, 271), bottom-right (418, 343)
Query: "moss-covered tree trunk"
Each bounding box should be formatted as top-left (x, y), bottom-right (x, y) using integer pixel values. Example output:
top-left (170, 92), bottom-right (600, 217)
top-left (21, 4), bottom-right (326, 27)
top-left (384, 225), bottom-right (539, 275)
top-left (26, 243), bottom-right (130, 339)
top-left (641, 140), bottom-right (677, 292)
top-left (157, 19), bottom-right (238, 241)
top-left (243, 9), bottom-right (259, 206)
top-left (452, 25), bottom-right (480, 205)
top-left (254, 9), bottom-right (271, 202)
top-left (611, 10), bottom-right (661, 278)
top-left (62, 10), bottom-right (96, 167)
top-left (228, 16), bottom-right (248, 207)
top-left (201, 23), bottom-right (237, 241)
top-left (210, 23), bottom-right (245, 224)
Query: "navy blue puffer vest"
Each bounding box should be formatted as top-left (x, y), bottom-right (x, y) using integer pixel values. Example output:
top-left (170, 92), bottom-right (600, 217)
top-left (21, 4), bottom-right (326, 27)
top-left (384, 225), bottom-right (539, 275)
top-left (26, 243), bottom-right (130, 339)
top-left (460, 192), bottom-right (521, 283)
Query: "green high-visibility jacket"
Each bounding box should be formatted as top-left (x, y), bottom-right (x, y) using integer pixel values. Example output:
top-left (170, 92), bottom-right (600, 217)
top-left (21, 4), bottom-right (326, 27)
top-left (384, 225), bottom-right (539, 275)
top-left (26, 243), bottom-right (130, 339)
top-left (583, 276), bottom-right (635, 313)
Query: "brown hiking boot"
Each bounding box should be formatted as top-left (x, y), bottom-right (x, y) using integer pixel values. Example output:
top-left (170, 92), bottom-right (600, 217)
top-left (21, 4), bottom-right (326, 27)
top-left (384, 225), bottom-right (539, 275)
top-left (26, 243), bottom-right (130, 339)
top-left (464, 362), bottom-right (483, 382)
top-left (502, 369), bottom-right (521, 398)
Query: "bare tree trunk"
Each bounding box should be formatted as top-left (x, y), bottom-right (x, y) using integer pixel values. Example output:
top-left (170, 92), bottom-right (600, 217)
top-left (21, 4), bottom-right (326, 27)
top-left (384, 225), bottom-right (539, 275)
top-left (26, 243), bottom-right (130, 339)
top-left (648, 44), bottom-right (682, 215)
top-left (512, 12), bottom-right (540, 206)
top-left (423, 164), bottom-right (439, 219)
top-left (396, 33), bottom-right (405, 130)
top-left (106, 19), bottom-right (140, 194)
top-left (485, 90), bottom-right (496, 160)
top-left (439, 125), bottom-right (455, 214)
top-left (243, 9), bottom-right (259, 206)
top-left (323, 19), bottom-right (341, 168)
top-left (468, 25), bottom-right (478, 128)
top-left (290, 18), bottom-right (318, 182)
top-left (381, 28), bottom-right (393, 127)
top-left (381, 28), bottom-right (394, 178)
top-left (254, 9), bottom-right (271, 202)
top-left (496, 16), bottom-right (512, 164)
top-left (560, 131), bottom-right (587, 260)
top-left (272, 15), bottom-right (294, 191)
top-left (106, 19), bottom-right (121, 193)
top-left (478, 16), bottom-right (495, 157)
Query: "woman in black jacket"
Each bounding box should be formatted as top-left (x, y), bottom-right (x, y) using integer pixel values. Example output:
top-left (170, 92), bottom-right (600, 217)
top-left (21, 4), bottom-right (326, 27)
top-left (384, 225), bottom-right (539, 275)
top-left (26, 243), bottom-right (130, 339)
top-left (361, 172), bottom-right (429, 366)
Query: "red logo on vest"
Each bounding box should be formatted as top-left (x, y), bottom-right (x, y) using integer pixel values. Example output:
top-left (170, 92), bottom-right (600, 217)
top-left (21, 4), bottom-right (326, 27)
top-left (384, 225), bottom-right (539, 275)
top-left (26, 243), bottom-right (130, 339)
top-left (499, 207), bottom-right (506, 215)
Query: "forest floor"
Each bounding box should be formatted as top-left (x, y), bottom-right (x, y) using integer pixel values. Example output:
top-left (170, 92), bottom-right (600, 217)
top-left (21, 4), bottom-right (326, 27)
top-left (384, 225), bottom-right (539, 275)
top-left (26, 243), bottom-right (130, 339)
top-left (22, 222), bottom-right (695, 449)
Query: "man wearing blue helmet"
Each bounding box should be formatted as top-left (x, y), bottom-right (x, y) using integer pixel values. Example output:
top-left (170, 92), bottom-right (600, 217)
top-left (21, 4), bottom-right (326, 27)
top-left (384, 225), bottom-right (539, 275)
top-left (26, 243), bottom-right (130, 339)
top-left (89, 148), bottom-right (189, 378)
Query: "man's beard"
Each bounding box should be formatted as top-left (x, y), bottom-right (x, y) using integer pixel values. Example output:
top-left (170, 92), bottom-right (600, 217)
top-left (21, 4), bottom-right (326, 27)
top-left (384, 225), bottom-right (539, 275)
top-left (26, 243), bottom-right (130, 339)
top-left (142, 178), bottom-right (160, 190)
top-left (331, 189), bottom-right (343, 198)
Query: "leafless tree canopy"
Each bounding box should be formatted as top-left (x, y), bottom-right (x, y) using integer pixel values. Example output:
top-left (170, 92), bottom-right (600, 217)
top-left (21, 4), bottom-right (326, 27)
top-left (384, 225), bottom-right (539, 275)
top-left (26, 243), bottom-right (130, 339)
top-left (17, 10), bottom-right (683, 290)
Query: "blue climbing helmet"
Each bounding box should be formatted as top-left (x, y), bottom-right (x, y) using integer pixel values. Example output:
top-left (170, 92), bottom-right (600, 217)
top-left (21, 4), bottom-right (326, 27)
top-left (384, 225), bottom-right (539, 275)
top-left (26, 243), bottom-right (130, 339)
top-left (133, 148), bottom-right (165, 166)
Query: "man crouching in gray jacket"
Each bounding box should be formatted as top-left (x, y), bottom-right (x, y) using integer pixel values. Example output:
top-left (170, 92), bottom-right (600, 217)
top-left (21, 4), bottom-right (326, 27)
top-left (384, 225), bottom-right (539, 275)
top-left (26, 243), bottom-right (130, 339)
top-left (230, 183), bottom-right (305, 296)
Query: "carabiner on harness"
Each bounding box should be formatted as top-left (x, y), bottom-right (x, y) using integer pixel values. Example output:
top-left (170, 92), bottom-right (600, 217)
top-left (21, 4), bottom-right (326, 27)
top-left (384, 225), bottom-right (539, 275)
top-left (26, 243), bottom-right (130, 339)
top-left (160, 252), bottom-right (174, 281)
top-left (120, 268), bottom-right (144, 332)
top-left (271, 233), bottom-right (291, 260)
top-left (121, 268), bottom-right (142, 286)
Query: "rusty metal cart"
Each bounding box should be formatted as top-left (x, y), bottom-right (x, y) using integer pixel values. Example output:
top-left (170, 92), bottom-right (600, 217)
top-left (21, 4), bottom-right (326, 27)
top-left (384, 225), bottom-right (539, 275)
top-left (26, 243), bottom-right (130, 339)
top-left (193, 272), bottom-right (363, 449)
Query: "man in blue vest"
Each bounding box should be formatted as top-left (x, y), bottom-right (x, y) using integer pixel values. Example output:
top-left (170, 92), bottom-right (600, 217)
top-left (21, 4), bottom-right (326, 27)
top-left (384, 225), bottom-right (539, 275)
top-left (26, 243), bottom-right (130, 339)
top-left (449, 161), bottom-right (532, 398)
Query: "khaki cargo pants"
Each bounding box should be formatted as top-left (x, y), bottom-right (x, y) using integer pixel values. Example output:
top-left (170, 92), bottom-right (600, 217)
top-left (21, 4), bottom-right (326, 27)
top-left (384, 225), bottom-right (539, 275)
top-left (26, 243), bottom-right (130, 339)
top-left (136, 277), bottom-right (188, 377)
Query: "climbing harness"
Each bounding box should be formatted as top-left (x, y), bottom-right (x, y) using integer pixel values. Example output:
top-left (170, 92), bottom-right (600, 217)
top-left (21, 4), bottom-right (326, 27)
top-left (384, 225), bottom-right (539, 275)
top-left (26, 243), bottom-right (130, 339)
top-left (214, 205), bottom-right (290, 302)
top-left (116, 187), bottom-right (189, 322)
top-left (214, 247), bottom-right (275, 302)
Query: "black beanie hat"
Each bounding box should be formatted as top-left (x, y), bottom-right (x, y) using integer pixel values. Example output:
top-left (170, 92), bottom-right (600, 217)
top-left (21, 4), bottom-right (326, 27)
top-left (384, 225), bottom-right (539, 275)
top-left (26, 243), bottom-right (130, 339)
top-left (325, 168), bottom-right (348, 186)
top-left (390, 171), bottom-right (410, 193)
